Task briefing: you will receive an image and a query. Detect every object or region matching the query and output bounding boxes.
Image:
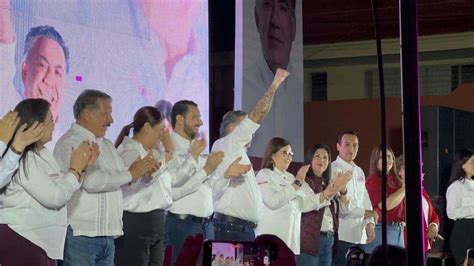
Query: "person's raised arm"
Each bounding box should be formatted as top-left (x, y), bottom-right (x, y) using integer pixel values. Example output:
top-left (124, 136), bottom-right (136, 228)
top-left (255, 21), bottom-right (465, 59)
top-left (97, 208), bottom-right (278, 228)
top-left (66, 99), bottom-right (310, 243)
top-left (248, 68), bottom-right (289, 124)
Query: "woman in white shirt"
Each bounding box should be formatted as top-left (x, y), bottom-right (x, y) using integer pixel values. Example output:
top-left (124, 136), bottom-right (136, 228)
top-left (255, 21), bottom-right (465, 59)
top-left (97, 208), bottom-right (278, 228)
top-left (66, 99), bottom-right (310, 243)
top-left (256, 137), bottom-right (348, 255)
top-left (114, 106), bottom-right (170, 266)
top-left (0, 98), bottom-right (97, 266)
top-left (0, 111), bottom-right (44, 189)
top-left (446, 149), bottom-right (474, 266)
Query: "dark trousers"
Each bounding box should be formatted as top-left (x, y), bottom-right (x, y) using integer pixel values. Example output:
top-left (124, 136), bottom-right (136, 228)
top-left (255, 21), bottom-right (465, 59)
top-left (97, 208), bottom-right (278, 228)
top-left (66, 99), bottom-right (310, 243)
top-left (450, 218), bottom-right (474, 266)
top-left (115, 209), bottom-right (166, 266)
top-left (0, 224), bottom-right (57, 266)
top-left (213, 220), bottom-right (256, 241)
top-left (164, 214), bottom-right (214, 265)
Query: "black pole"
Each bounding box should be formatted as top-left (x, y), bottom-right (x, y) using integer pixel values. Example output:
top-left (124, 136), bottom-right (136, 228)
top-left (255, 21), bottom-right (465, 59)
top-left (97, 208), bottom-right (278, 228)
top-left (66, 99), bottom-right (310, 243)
top-left (370, 0), bottom-right (388, 260)
top-left (399, 0), bottom-right (425, 265)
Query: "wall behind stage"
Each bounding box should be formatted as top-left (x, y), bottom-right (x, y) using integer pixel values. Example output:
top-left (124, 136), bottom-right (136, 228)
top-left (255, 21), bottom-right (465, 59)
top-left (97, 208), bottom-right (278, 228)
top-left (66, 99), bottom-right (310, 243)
top-left (235, 0), bottom-right (304, 162)
top-left (0, 0), bottom-right (209, 145)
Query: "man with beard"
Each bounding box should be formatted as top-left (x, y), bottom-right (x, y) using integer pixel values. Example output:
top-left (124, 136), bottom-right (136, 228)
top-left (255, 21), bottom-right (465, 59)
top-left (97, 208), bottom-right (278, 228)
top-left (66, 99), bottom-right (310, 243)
top-left (163, 100), bottom-right (225, 263)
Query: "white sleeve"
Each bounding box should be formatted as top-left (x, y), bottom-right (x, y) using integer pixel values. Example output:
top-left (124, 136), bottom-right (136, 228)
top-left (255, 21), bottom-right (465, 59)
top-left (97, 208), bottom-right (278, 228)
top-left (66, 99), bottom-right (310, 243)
top-left (446, 182), bottom-right (472, 220)
top-left (299, 183), bottom-right (330, 212)
top-left (0, 141), bottom-right (21, 188)
top-left (19, 153), bottom-right (80, 209)
top-left (257, 169), bottom-right (299, 210)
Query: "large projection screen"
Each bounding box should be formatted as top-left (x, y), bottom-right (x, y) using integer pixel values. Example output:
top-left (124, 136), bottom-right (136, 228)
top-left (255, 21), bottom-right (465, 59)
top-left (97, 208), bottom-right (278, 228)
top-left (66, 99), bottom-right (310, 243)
top-left (0, 0), bottom-right (209, 145)
top-left (235, 0), bottom-right (304, 162)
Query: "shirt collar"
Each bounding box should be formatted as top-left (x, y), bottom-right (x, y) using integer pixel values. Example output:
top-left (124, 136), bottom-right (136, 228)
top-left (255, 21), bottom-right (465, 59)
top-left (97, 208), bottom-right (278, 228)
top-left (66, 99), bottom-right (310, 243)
top-left (335, 155), bottom-right (357, 169)
top-left (171, 131), bottom-right (193, 153)
top-left (71, 123), bottom-right (98, 140)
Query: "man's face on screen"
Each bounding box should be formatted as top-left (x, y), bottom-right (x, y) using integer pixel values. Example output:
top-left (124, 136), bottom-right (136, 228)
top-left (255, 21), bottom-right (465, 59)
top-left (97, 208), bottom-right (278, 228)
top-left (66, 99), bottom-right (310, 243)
top-left (255, 0), bottom-right (296, 73)
top-left (21, 37), bottom-right (67, 122)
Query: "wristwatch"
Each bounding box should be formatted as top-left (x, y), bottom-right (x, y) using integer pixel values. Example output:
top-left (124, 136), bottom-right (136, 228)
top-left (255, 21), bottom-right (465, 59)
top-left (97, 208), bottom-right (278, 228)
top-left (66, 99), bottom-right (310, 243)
top-left (293, 179), bottom-right (302, 187)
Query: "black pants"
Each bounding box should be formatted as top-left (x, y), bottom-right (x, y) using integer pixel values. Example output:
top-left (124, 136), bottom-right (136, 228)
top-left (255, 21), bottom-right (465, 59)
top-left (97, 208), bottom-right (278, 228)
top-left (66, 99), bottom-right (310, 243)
top-left (450, 218), bottom-right (474, 266)
top-left (115, 209), bottom-right (166, 266)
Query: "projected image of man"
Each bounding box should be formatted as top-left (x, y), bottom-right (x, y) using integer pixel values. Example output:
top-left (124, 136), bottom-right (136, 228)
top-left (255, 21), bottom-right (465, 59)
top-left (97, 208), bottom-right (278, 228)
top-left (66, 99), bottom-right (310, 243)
top-left (255, 0), bottom-right (296, 74)
top-left (0, 6), bottom-right (69, 122)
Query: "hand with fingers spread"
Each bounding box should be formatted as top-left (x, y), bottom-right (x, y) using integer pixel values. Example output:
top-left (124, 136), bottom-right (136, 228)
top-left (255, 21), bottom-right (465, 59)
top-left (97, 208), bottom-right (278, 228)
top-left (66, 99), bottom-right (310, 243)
top-left (224, 157), bottom-right (251, 179)
top-left (129, 152), bottom-right (160, 180)
top-left (203, 151), bottom-right (225, 176)
top-left (191, 136), bottom-right (206, 161)
top-left (0, 111), bottom-right (20, 144)
top-left (11, 122), bottom-right (45, 153)
top-left (329, 170), bottom-right (352, 194)
top-left (296, 164), bottom-right (310, 181)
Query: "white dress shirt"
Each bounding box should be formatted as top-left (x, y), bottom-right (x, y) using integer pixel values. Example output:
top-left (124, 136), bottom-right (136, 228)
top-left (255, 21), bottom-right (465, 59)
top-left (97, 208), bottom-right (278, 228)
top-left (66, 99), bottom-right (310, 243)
top-left (320, 207), bottom-right (335, 233)
top-left (331, 156), bottom-right (374, 244)
top-left (0, 148), bottom-right (80, 259)
top-left (167, 132), bottom-right (215, 218)
top-left (54, 123), bottom-right (132, 237)
top-left (0, 141), bottom-right (21, 188)
top-left (211, 116), bottom-right (263, 223)
top-left (117, 137), bottom-right (173, 212)
top-left (256, 168), bottom-right (330, 254)
top-left (446, 179), bottom-right (474, 220)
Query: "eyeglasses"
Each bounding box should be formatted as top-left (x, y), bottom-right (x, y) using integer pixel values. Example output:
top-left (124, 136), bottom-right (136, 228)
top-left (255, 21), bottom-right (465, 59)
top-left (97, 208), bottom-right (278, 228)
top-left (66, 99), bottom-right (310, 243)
top-left (280, 150), bottom-right (294, 157)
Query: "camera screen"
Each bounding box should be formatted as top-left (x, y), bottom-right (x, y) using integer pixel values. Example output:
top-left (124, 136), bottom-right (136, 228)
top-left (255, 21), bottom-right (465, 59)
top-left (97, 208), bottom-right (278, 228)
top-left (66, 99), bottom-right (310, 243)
top-left (203, 240), bottom-right (272, 266)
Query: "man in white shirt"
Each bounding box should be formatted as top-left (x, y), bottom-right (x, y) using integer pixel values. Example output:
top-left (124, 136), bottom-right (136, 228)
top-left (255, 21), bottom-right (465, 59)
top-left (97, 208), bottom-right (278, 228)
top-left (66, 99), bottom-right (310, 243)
top-left (212, 68), bottom-right (289, 241)
top-left (54, 89), bottom-right (158, 266)
top-left (331, 131), bottom-right (378, 266)
top-left (164, 99), bottom-right (225, 264)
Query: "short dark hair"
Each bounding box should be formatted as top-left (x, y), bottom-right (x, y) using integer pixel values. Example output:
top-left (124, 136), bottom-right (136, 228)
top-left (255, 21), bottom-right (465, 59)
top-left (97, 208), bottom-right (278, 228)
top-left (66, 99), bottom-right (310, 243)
top-left (337, 130), bottom-right (357, 144)
top-left (73, 89), bottom-right (112, 120)
top-left (304, 144), bottom-right (332, 185)
top-left (171, 100), bottom-right (198, 129)
top-left (24, 25), bottom-right (70, 73)
top-left (261, 137), bottom-right (291, 170)
top-left (366, 245), bottom-right (407, 266)
top-left (219, 110), bottom-right (247, 138)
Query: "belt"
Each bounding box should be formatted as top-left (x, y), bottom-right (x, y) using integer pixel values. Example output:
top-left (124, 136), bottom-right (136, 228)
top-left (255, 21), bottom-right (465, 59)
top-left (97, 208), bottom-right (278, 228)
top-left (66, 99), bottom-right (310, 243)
top-left (166, 212), bottom-right (211, 225)
top-left (388, 221), bottom-right (406, 227)
top-left (320, 231), bottom-right (335, 237)
top-left (213, 213), bottom-right (258, 229)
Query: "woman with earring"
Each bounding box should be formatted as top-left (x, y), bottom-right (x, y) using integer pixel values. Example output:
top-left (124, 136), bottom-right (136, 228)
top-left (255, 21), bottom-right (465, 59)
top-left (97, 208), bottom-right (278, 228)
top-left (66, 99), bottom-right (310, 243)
top-left (0, 98), bottom-right (98, 265)
top-left (256, 137), bottom-right (349, 255)
top-left (298, 144), bottom-right (350, 266)
top-left (446, 149), bottom-right (474, 266)
top-left (114, 106), bottom-right (172, 266)
top-left (365, 145), bottom-right (405, 253)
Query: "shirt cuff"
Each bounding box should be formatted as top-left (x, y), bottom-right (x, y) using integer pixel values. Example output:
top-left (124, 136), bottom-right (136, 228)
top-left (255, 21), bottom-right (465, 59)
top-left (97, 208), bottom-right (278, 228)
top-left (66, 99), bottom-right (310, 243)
top-left (64, 172), bottom-right (82, 191)
top-left (3, 148), bottom-right (22, 168)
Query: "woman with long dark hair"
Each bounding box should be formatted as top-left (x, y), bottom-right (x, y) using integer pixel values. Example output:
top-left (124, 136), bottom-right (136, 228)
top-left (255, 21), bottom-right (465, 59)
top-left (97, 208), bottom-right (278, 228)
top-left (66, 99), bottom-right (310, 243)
top-left (365, 145), bottom-right (405, 253)
top-left (297, 144), bottom-right (350, 266)
top-left (114, 106), bottom-right (172, 266)
top-left (256, 138), bottom-right (349, 255)
top-left (446, 149), bottom-right (474, 266)
top-left (0, 98), bottom-right (97, 265)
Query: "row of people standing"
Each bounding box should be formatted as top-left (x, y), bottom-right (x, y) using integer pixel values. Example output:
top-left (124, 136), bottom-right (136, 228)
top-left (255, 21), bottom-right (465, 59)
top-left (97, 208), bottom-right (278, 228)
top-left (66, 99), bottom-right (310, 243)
top-left (0, 68), bottom-right (293, 266)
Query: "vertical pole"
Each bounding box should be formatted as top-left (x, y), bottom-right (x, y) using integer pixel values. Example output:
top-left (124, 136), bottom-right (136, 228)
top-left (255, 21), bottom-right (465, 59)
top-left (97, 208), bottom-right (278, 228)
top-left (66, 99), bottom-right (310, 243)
top-left (399, 0), bottom-right (426, 265)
